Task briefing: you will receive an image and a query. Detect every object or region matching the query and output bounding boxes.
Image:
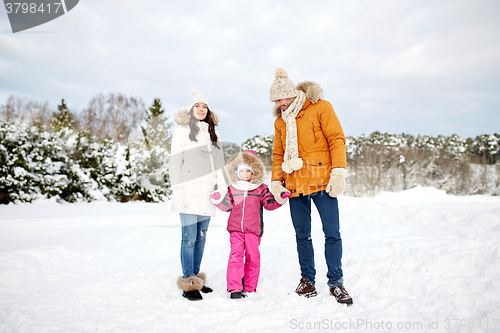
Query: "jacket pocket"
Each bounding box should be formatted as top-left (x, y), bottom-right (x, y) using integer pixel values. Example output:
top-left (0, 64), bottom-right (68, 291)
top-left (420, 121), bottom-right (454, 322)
top-left (304, 157), bottom-right (331, 190)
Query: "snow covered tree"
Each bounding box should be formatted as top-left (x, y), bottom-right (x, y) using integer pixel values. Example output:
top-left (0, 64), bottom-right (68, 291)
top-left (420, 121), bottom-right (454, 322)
top-left (141, 98), bottom-right (173, 151)
top-left (471, 134), bottom-right (499, 164)
top-left (242, 134), bottom-right (274, 167)
top-left (0, 122), bottom-right (91, 203)
top-left (0, 120), bottom-right (172, 204)
top-left (52, 99), bottom-right (77, 130)
top-left (119, 98), bottom-right (173, 202)
top-left (344, 131), bottom-right (500, 196)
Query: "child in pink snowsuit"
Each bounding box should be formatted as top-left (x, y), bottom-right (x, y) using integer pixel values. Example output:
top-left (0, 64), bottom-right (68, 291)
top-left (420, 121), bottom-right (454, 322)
top-left (210, 150), bottom-right (287, 299)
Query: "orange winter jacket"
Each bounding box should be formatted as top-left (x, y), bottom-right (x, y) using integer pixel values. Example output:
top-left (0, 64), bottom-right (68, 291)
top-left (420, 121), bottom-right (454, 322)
top-left (271, 82), bottom-right (346, 198)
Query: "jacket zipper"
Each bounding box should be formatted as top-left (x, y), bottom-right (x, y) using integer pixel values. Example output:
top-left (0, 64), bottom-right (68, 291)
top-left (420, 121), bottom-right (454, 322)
top-left (240, 191), bottom-right (247, 233)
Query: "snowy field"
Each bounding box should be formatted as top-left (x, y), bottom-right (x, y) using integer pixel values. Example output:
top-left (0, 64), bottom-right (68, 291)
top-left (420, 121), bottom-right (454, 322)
top-left (1, 186), bottom-right (500, 333)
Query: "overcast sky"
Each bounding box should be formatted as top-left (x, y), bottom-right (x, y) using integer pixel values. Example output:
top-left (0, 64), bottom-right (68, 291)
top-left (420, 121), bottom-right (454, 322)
top-left (1, 0), bottom-right (499, 145)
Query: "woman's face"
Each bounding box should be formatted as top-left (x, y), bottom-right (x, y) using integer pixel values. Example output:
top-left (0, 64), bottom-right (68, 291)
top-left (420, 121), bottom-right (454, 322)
top-left (192, 103), bottom-right (208, 121)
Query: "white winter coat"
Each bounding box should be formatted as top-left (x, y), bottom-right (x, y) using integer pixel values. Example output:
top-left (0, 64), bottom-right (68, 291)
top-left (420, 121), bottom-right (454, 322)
top-left (169, 108), bottom-right (226, 216)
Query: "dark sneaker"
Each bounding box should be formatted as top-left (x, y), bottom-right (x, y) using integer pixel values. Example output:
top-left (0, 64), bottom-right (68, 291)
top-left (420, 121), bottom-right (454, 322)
top-left (230, 291), bottom-right (242, 299)
top-left (295, 278), bottom-right (317, 298)
top-left (229, 291), bottom-right (247, 299)
top-left (330, 285), bottom-right (353, 305)
top-left (182, 290), bottom-right (203, 301)
top-left (201, 285), bottom-right (213, 293)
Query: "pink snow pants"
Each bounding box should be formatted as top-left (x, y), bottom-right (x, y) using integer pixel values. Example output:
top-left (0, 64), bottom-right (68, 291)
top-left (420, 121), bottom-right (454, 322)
top-left (227, 232), bottom-right (261, 292)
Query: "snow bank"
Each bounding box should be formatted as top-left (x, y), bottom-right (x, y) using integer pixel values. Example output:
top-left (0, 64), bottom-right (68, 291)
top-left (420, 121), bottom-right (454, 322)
top-left (1, 187), bottom-right (499, 332)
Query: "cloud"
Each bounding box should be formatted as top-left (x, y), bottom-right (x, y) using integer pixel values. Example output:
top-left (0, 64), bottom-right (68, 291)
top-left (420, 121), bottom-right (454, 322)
top-left (0, 0), bottom-right (499, 145)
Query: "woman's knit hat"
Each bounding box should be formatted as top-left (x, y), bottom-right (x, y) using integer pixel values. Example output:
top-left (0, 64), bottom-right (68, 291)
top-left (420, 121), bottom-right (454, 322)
top-left (269, 68), bottom-right (299, 102)
top-left (188, 89), bottom-right (209, 112)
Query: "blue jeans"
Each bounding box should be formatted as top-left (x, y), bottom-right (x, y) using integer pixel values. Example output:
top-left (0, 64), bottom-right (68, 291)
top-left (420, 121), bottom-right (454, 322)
top-left (289, 190), bottom-right (344, 288)
top-left (180, 213), bottom-right (210, 278)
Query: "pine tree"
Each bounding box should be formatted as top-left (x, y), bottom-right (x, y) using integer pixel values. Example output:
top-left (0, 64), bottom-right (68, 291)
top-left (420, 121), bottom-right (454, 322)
top-left (141, 98), bottom-right (172, 150)
top-left (133, 98), bottom-right (173, 199)
top-left (52, 99), bottom-right (76, 130)
top-left (145, 98), bottom-right (164, 122)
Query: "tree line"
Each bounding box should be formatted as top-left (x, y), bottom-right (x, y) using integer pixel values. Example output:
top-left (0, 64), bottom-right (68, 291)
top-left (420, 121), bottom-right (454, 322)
top-left (1, 93), bottom-right (147, 143)
top-left (1, 94), bottom-right (499, 204)
top-left (0, 94), bottom-right (172, 204)
top-left (242, 132), bottom-right (500, 196)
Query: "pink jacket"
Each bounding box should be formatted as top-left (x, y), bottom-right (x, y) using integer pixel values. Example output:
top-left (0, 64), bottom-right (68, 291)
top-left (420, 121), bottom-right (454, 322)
top-left (214, 182), bottom-right (282, 237)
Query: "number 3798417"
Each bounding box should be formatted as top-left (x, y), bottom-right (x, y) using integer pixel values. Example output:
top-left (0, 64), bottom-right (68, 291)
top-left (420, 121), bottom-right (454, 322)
top-left (5, 2), bottom-right (63, 14)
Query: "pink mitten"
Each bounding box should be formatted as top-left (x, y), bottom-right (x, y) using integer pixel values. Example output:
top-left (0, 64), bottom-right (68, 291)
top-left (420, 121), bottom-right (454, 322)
top-left (210, 188), bottom-right (226, 204)
top-left (210, 191), bottom-right (221, 201)
top-left (281, 191), bottom-right (291, 199)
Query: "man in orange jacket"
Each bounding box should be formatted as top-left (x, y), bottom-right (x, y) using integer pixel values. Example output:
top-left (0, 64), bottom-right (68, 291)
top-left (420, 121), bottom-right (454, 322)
top-left (269, 68), bottom-right (353, 305)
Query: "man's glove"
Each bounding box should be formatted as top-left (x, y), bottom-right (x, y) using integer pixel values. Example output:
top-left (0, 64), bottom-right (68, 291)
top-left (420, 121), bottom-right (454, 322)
top-left (325, 168), bottom-right (346, 197)
top-left (270, 181), bottom-right (291, 204)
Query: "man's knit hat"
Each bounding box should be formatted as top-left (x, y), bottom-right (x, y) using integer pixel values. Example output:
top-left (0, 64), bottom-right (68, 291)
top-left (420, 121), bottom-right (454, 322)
top-left (269, 68), bottom-right (299, 102)
top-left (188, 89), bottom-right (209, 112)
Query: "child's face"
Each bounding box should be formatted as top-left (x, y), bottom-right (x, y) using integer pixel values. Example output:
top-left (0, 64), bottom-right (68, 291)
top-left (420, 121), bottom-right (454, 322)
top-left (238, 168), bottom-right (253, 181)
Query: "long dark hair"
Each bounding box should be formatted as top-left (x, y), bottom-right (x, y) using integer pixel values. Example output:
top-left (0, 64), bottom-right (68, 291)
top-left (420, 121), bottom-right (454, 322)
top-left (188, 106), bottom-right (220, 149)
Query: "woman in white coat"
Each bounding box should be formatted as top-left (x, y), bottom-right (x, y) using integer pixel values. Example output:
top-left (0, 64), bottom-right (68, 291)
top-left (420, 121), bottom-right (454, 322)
top-left (169, 90), bottom-right (226, 301)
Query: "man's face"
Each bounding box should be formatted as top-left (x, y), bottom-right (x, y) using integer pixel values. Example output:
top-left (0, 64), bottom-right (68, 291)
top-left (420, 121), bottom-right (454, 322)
top-left (274, 97), bottom-right (296, 112)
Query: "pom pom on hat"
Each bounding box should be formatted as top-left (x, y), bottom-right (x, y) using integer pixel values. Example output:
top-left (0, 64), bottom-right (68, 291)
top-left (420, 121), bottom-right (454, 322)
top-left (190, 89), bottom-right (202, 97)
top-left (275, 68), bottom-right (288, 79)
top-left (188, 89), bottom-right (209, 112)
top-left (269, 68), bottom-right (298, 102)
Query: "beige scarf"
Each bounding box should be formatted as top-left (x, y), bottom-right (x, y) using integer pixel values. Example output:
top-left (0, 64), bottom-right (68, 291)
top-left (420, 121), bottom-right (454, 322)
top-left (281, 90), bottom-right (306, 174)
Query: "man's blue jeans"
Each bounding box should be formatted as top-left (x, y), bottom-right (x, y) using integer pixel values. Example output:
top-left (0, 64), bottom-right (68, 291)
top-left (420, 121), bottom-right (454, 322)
top-left (289, 190), bottom-right (344, 288)
top-left (180, 213), bottom-right (210, 278)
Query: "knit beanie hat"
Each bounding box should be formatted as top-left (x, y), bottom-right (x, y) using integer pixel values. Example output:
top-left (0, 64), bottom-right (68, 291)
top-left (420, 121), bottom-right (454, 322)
top-left (242, 149), bottom-right (258, 157)
top-left (188, 89), bottom-right (209, 112)
top-left (236, 163), bottom-right (254, 176)
top-left (269, 68), bottom-right (299, 102)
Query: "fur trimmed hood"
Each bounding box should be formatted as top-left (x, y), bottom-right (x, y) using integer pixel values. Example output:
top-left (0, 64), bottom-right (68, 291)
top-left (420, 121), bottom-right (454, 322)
top-left (226, 150), bottom-right (265, 186)
top-left (272, 81), bottom-right (323, 118)
top-left (174, 107), bottom-right (219, 126)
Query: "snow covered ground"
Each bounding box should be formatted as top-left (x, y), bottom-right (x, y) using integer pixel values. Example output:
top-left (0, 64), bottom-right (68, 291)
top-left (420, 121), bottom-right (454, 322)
top-left (1, 186), bottom-right (500, 333)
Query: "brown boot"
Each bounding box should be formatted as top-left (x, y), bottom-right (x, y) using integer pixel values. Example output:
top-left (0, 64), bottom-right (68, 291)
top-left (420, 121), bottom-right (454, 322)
top-left (177, 275), bottom-right (204, 301)
top-left (330, 285), bottom-right (353, 305)
top-left (295, 278), bottom-right (317, 298)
